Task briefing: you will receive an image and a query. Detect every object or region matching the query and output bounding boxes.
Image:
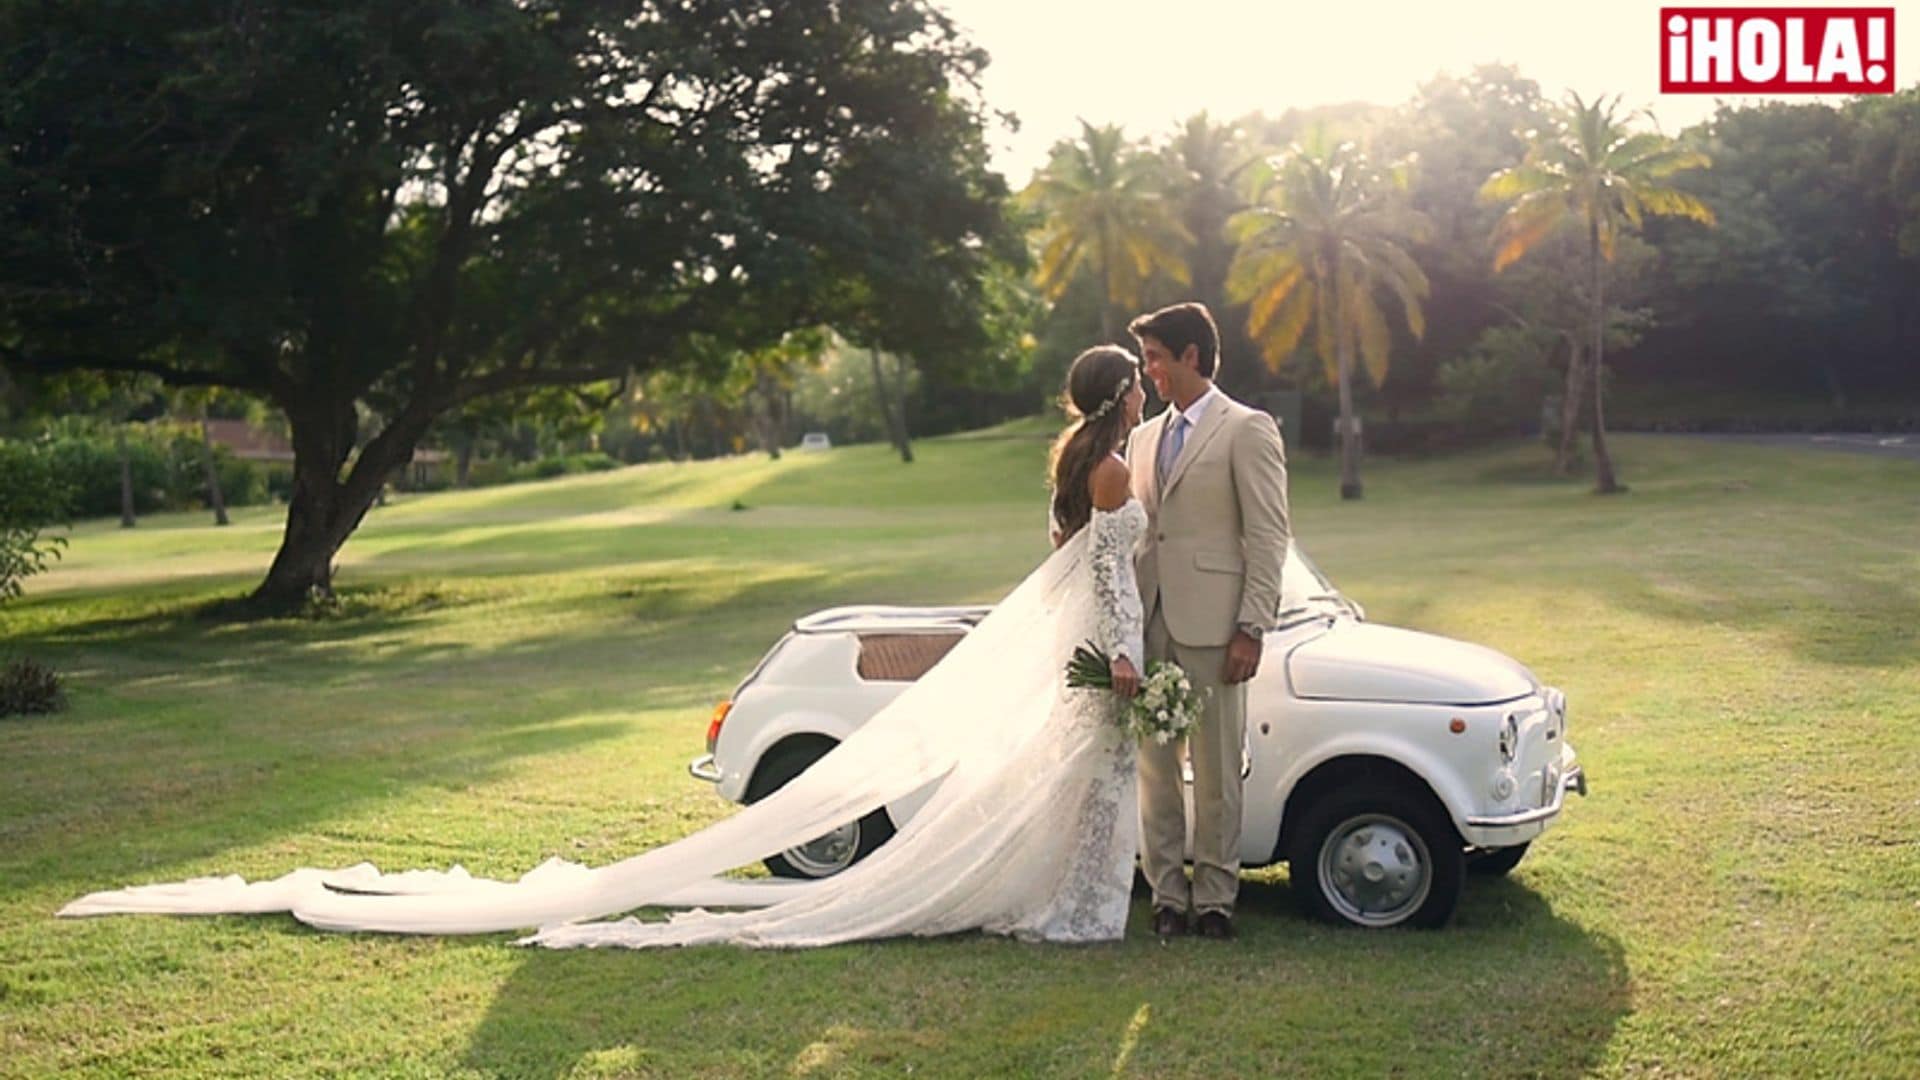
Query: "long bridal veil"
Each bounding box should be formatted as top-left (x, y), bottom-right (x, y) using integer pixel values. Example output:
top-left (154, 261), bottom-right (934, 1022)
top-left (61, 527), bottom-right (1100, 942)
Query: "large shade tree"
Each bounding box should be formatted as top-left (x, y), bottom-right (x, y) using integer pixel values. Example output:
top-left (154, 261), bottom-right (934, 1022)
top-left (1227, 130), bottom-right (1430, 500)
top-left (1480, 91), bottom-right (1714, 493)
top-left (0, 0), bottom-right (1015, 604)
top-left (1020, 122), bottom-right (1190, 342)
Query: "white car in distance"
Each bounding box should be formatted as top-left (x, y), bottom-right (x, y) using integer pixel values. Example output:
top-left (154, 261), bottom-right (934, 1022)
top-left (690, 544), bottom-right (1586, 929)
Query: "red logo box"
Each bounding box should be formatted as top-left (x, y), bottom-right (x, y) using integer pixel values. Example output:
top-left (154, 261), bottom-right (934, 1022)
top-left (1661, 7), bottom-right (1896, 92)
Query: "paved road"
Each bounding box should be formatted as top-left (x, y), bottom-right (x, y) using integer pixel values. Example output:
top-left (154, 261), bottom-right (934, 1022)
top-left (1675, 432), bottom-right (1920, 462)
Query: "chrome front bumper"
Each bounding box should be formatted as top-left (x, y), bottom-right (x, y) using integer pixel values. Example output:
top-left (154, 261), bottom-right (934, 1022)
top-left (688, 753), bottom-right (722, 783)
top-left (1465, 765), bottom-right (1588, 828)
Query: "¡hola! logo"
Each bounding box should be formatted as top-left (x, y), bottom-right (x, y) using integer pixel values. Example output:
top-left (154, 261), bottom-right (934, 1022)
top-left (1661, 7), bottom-right (1896, 93)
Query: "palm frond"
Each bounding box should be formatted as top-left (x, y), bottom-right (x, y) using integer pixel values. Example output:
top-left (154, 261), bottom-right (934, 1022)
top-left (1479, 164), bottom-right (1558, 202)
top-left (1490, 189), bottom-right (1571, 272)
top-left (1033, 231), bottom-right (1085, 298)
top-left (1635, 184), bottom-right (1716, 225)
top-left (1354, 291), bottom-right (1392, 389)
top-left (1246, 264), bottom-right (1306, 338)
top-left (1225, 245), bottom-right (1299, 302)
top-left (1256, 282), bottom-right (1314, 372)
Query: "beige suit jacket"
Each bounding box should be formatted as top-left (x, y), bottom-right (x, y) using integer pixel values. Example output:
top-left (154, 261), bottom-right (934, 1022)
top-left (1126, 390), bottom-right (1291, 648)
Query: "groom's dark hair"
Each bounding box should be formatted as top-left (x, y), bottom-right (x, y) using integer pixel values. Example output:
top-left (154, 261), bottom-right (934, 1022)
top-left (1128, 302), bottom-right (1220, 378)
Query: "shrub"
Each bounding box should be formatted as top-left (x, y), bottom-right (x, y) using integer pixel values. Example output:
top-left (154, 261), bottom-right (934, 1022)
top-left (506, 452), bottom-right (620, 482)
top-left (0, 656), bottom-right (65, 718)
top-left (22, 425), bottom-right (276, 518)
top-left (0, 443), bottom-right (72, 600)
top-left (1436, 326), bottom-right (1555, 434)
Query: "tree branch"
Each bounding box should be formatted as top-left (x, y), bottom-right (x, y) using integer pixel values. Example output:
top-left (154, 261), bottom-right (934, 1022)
top-left (450, 361), bottom-right (629, 407)
top-left (0, 344), bottom-right (270, 393)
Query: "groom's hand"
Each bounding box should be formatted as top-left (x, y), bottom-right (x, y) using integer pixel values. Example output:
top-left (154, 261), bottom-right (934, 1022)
top-left (1222, 631), bottom-right (1262, 685)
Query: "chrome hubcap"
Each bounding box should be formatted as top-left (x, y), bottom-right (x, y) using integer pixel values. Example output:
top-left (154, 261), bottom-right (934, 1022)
top-left (1317, 813), bottom-right (1432, 927)
top-left (783, 821), bottom-right (861, 877)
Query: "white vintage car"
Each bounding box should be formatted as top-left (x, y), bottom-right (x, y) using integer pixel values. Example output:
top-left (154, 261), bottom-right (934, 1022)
top-left (689, 544), bottom-right (1586, 929)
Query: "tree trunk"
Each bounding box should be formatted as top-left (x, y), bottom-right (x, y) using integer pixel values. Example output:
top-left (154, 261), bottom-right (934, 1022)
top-left (869, 348), bottom-right (913, 464)
top-left (116, 426), bottom-right (136, 528)
top-left (752, 372), bottom-right (782, 460)
top-left (199, 415), bottom-right (230, 526)
top-left (1588, 220), bottom-right (1621, 495)
top-left (1336, 317), bottom-right (1362, 501)
top-left (252, 395), bottom-right (415, 606)
top-left (455, 436), bottom-right (474, 487)
top-left (1554, 338), bottom-right (1586, 475)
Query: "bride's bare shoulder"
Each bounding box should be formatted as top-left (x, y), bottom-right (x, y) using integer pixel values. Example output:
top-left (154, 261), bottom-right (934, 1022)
top-left (1089, 454), bottom-right (1131, 511)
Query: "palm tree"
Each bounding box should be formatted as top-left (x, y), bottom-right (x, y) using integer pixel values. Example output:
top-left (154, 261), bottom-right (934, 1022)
top-left (1226, 129), bottom-right (1430, 500)
top-left (1020, 122), bottom-right (1191, 341)
top-left (1162, 113), bottom-right (1262, 391)
top-left (1479, 92), bottom-right (1714, 493)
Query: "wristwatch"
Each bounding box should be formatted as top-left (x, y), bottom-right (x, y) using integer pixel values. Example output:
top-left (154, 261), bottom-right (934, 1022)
top-left (1237, 622), bottom-right (1266, 641)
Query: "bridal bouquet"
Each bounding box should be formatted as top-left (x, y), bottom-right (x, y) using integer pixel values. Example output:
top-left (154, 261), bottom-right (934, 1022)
top-left (1065, 642), bottom-right (1209, 745)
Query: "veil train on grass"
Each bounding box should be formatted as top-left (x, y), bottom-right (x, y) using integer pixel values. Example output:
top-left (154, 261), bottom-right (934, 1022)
top-left (61, 529), bottom-right (1094, 942)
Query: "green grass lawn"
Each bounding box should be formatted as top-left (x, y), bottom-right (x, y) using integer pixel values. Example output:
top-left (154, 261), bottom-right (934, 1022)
top-left (2, 427), bottom-right (1917, 1078)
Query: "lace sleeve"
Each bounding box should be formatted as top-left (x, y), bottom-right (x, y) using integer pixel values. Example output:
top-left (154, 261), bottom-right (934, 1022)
top-left (1089, 508), bottom-right (1144, 665)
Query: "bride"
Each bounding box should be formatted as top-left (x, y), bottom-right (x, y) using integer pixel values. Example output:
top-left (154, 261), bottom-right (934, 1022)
top-left (61, 346), bottom-right (1155, 948)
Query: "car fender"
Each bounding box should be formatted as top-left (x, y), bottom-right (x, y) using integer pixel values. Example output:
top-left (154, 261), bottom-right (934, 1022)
top-left (1257, 726), bottom-right (1482, 853)
top-left (715, 707), bottom-right (863, 802)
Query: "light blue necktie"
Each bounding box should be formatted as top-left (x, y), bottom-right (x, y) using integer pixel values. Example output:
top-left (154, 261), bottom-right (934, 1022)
top-left (1158, 414), bottom-right (1188, 491)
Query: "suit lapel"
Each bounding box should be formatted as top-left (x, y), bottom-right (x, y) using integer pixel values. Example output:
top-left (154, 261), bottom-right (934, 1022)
top-left (1161, 397), bottom-right (1229, 498)
top-left (1136, 411), bottom-right (1168, 512)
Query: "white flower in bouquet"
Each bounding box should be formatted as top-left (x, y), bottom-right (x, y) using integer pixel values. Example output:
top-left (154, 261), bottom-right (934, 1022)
top-left (1065, 641), bottom-right (1210, 744)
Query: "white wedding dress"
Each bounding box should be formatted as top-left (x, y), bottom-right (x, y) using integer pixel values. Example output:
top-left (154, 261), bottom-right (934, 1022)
top-left (61, 500), bottom-right (1152, 948)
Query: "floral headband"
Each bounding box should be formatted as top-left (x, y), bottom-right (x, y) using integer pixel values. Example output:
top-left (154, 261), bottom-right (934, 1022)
top-left (1084, 372), bottom-right (1136, 422)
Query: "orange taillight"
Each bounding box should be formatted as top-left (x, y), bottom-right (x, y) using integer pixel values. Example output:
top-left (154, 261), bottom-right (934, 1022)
top-left (706, 701), bottom-right (732, 751)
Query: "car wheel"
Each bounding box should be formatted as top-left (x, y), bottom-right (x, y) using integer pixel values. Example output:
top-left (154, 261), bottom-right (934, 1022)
top-left (746, 742), bottom-right (896, 880)
top-left (1286, 780), bottom-right (1464, 929)
top-left (1468, 841), bottom-right (1531, 876)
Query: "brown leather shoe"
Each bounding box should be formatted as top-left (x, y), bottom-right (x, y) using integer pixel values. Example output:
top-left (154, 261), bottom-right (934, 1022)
top-left (1152, 906), bottom-right (1188, 939)
top-left (1195, 911), bottom-right (1236, 940)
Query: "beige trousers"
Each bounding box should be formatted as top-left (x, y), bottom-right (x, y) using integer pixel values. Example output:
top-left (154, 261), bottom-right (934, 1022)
top-left (1137, 600), bottom-right (1246, 916)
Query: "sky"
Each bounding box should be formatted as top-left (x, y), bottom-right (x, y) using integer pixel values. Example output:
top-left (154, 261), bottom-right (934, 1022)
top-left (940, 0), bottom-right (1919, 185)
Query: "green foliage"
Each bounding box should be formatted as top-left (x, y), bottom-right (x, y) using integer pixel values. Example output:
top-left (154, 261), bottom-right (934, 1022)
top-left (508, 452), bottom-right (621, 482)
top-left (1644, 92), bottom-right (1920, 402)
top-left (0, 443), bottom-right (70, 601)
top-left (0, 0), bottom-right (1019, 599)
top-left (1020, 122), bottom-right (1192, 337)
top-left (1436, 325), bottom-right (1556, 428)
top-left (0, 655), bottom-right (64, 717)
top-left (1228, 128), bottom-right (1432, 384)
top-left (790, 342), bottom-right (923, 446)
top-left (7, 422), bottom-right (275, 518)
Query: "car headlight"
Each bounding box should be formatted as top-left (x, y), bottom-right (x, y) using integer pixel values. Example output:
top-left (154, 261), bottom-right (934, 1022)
top-left (1498, 713), bottom-right (1519, 763)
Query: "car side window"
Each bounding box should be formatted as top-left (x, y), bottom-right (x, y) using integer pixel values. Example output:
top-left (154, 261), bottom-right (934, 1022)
top-left (855, 632), bottom-right (963, 682)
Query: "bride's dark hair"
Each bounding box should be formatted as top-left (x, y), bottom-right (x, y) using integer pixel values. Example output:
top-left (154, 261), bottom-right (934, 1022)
top-left (1048, 346), bottom-right (1140, 540)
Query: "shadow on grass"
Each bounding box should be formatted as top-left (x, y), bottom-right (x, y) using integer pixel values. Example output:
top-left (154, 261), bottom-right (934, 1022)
top-left (0, 557), bottom-right (1037, 903)
top-left (461, 880), bottom-right (1628, 1077)
top-left (1607, 563), bottom-right (1920, 670)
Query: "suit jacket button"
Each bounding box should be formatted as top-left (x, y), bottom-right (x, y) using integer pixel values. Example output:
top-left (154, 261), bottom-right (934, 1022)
top-left (1156, 533), bottom-right (1166, 541)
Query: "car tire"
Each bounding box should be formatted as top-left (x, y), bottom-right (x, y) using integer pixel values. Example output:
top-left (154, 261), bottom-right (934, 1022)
top-left (1286, 780), bottom-right (1465, 929)
top-left (1467, 841), bottom-right (1531, 876)
top-left (746, 741), bottom-right (896, 880)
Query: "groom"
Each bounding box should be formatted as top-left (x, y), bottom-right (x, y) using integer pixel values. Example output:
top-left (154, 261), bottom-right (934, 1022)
top-left (1125, 302), bottom-right (1290, 941)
